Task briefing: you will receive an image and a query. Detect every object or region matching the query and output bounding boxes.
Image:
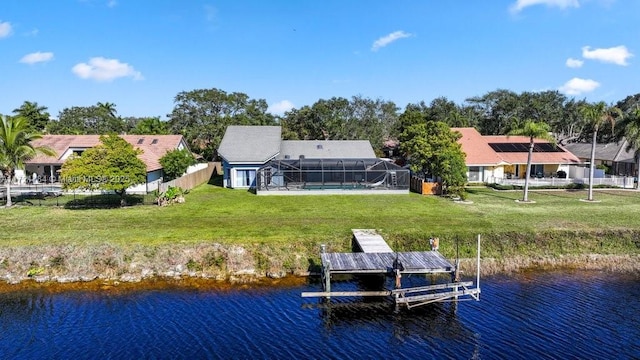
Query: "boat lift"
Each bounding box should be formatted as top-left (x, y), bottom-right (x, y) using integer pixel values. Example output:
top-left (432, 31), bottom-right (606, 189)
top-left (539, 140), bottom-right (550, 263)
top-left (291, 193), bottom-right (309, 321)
top-left (301, 230), bottom-right (481, 308)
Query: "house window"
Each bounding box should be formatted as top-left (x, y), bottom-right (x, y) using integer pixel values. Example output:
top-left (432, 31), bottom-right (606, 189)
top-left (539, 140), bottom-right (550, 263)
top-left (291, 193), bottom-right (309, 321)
top-left (151, 139), bottom-right (158, 145)
top-left (235, 169), bottom-right (256, 187)
top-left (530, 164), bottom-right (544, 177)
top-left (137, 138), bottom-right (144, 144)
top-left (468, 166), bottom-right (483, 182)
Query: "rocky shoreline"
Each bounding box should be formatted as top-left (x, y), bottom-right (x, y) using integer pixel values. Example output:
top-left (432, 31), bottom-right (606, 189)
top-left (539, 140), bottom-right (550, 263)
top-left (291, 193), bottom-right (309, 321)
top-left (0, 242), bottom-right (638, 287)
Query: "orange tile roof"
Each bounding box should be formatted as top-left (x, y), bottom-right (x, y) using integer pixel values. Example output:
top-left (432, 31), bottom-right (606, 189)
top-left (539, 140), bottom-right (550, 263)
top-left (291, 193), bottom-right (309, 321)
top-left (451, 128), bottom-right (580, 166)
top-left (28, 135), bottom-right (187, 172)
top-left (452, 128), bottom-right (505, 166)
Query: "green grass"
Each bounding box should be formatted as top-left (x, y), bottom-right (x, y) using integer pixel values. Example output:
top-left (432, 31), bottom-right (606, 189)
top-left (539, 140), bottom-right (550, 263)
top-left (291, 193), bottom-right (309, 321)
top-left (2, 183), bottom-right (640, 257)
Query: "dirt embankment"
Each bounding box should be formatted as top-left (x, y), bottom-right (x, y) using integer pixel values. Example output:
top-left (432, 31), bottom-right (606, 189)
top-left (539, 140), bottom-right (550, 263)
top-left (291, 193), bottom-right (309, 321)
top-left (457, 254), bottom-right (640, 275)
top-left (0, 238), bottom-right (638, 286)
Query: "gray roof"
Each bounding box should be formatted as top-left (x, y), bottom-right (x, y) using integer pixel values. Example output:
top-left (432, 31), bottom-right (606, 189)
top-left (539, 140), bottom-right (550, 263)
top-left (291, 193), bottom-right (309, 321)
top-left (218, 126), bottom-right (282, 163)
top-left (564, 140), bottom-right (635, 163)
top-left (277, 140), bottom-right (376, 160)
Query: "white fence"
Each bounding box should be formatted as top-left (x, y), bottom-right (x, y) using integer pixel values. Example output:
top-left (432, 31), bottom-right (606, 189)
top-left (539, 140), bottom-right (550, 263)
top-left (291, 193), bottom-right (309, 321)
top-left (488, 175), bottom-right (636, 189)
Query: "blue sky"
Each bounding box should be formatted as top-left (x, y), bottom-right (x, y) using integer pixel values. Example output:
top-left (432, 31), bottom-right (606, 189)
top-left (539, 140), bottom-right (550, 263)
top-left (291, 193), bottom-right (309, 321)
top-left (1, 0), bottom-right (638, 119)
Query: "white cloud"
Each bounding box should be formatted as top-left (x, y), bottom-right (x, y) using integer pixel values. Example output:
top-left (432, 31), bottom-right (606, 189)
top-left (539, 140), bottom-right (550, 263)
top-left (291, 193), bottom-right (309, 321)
top-left (559, 77), bottom-right (600, 95)
top-left (0, 21), bottom-right (12, 38)
top-left (510, 0), bottom-right (579, 13)
top-left (19, 51), bottom-right (54, 64)
top-left (371, 31), bottom-right (412, 52)
top-left (582, 45), bottom-right (633, 66)
top-left (107, 0), bottom-right (117, 8)
top-left (268, 100), bottom-right (295, 115)
top-left (72, 57), bottom-right (143, 82)
top-left (565, 57), bottom-right (584, 68)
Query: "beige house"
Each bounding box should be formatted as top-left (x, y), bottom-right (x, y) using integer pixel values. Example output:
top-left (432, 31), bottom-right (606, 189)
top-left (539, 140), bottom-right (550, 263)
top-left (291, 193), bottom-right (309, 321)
top-left (452, 127), bottom-right (581, 182)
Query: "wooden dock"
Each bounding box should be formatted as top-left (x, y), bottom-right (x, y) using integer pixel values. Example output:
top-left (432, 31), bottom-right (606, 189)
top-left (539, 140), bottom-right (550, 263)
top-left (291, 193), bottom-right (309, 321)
top-left (302, 230), bottom-right (482, 308)
top-left (320, 251), bottom-right (454, 274)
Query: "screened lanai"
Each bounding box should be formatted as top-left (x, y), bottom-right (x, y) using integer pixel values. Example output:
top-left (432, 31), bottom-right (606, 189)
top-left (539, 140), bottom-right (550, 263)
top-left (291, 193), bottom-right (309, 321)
top-left (255, 158), bottom-right (410, 195)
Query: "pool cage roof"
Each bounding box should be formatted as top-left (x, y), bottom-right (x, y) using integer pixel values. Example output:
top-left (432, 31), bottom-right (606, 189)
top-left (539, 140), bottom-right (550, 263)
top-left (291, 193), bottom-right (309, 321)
top-left (256, 158), bottom-right (410, 193)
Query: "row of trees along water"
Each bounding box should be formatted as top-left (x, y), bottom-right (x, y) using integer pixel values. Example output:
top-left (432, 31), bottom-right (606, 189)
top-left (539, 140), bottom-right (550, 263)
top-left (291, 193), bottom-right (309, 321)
top-left (3, 88), bottom-right (640, 201)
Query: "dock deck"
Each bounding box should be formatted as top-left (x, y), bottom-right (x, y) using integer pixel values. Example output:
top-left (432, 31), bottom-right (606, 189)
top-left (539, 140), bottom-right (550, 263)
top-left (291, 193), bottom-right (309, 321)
top-left (322, 229), bottom-right (454, 274)
top-left (321, 251), bottom-right (454, 274)
top-left (304, 230), bottom-right (482, 308)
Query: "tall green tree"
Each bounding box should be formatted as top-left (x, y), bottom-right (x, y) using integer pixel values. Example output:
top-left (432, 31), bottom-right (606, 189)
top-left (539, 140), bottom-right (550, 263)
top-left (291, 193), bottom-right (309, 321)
top-left (508, 120), bottom-right (554, 202)
top-left (49, 103), bottom-right (125, 135)
top-left (60, 134), bottom-right (146, 206)
top-left (580, 102), bottom-right (622, 201)
top-left (0, 116), bottom-right (56, 207)
top-left (281, 96), bottom-right (398, 151)
top-left (466, 89), bottom-right (576, 142)
top-left (466, 89), bottom-right (521, 135)
top-left (168, 88), bottom-right (276, 160)
top-left (129, 117), bottom-right (169, 135)
top-left (616, 106), bottom-right (640, 190)
top-left (399, 116), bottom-right (467, 197)
top-left (12, 101), bottom-right (51, 133)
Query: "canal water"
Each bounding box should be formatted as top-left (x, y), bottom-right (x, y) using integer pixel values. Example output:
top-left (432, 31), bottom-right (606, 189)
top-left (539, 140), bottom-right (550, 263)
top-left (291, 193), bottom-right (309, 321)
top-left (0, 270), bottom-right (638, 359)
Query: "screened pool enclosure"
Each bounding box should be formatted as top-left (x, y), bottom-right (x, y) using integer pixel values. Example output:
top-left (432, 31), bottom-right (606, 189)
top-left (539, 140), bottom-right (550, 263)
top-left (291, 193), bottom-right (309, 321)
top-left (255, 158), bottom-right (410, 194)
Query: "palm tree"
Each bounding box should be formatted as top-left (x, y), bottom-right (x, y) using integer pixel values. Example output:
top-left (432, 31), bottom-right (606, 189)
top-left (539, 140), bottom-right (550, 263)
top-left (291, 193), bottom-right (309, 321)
top-left (12, 101), bottom-right (50, 133)
top-left (508, 120), bottom-right (554, 202)
top-left (97, 102), bottom-right (117, 118)
top-left (0, 116), bottom-right (56, 207)
top-left (580, 102), bottom-right (622, 201)
top-left (618, 107), bottom-right (640, 190)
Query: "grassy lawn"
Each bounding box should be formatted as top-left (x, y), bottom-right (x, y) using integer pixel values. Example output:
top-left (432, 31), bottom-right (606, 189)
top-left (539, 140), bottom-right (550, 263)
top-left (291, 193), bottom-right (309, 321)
top-left (2, 183), bottom-right (640, 252)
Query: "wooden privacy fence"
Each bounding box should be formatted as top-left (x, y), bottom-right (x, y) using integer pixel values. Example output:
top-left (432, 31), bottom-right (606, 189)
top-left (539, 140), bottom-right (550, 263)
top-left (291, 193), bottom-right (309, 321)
top-left (410, 176), bottom-right (442, 195)
top-left (159, 162), bottom-right (215, 193)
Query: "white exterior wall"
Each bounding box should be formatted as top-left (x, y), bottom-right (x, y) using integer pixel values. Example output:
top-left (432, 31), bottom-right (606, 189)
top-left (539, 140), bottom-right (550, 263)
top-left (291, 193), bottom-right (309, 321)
top-left (485, 166), bottom-right (504, 181)
top-left (127, 169), bottom-right (163, 194)
top-left (13, 170), bottom-right (27, 184)
top-left (569, 165), bottom-right (605, 179)
top-left (467, 165), bottom-right (505, 182)
top-left (186, 162), bottom-right (208, 174)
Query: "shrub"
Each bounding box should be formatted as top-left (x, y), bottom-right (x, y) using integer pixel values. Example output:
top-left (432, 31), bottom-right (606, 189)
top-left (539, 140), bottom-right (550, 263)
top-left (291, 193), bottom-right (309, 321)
top-left (160, 149), bottom-right (197, 181)
top-left (203, 251), bottom-right (225, 268)
top-left (596, 164), bottom-right (610, 174)
top-left (156, 186), bottom-right (188, 206)
top-left (556, 170), bottom-right (567, 178)
top-left (186, 259), bottom-right (203, 271)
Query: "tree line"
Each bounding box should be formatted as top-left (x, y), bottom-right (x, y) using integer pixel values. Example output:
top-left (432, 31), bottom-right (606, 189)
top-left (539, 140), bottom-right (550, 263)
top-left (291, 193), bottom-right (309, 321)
top-left (5, 87), bottom-right (640, 162)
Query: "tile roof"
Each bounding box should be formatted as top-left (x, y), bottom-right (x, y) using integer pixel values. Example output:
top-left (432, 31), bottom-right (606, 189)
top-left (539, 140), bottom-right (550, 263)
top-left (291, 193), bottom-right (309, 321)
top-left (452, 128), bottom-right (505, 166)
top-left (217, 126), bottom-right (282, 163)
top-left (452, 127), bottom-right (581, 166)
top-left (28, 135), bottom-right (187, 172)
top-left (277, 140), bottom-right (376, 159)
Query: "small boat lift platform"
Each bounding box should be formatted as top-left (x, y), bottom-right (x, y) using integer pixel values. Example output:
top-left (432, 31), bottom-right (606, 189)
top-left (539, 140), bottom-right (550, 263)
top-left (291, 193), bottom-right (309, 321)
top-left (302, 229), bottom-right (481, 308)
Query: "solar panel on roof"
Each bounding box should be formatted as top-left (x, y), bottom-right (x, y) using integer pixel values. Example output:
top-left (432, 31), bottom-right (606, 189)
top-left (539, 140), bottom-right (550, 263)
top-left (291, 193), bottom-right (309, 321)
top-left (488, 143), bottom-right (563, 153)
